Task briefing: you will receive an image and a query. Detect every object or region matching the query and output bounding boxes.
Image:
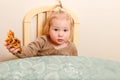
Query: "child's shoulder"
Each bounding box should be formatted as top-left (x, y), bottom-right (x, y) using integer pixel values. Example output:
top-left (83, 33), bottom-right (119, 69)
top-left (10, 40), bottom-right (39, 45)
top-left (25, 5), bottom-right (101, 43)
top-left (68, 41), bottom-right (76, 48)
top-left (37, 35), bottom-right (50, 42)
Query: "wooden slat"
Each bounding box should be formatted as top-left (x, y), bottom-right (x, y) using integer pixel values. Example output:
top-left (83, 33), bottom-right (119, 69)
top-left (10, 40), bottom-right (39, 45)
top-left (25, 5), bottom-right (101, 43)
top-left (23, 22), bottom-right (30, 46)
top-left (37, 13), bottom-right (44, 37)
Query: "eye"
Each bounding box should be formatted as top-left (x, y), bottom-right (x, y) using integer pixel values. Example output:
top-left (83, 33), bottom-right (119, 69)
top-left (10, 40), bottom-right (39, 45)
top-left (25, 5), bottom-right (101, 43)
top-left (54, 29), bottom-right (58, 31)
top-left (64, 29), bottom-right (68, 32)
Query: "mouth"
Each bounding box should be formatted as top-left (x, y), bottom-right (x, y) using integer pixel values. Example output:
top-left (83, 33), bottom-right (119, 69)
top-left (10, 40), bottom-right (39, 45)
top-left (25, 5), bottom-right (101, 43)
top-left (57, 39), bottom-right (64, 42)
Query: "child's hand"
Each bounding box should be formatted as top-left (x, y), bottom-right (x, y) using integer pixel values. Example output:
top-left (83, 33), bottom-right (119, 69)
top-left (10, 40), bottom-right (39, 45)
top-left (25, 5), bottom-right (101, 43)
top-left (5, 30), bottom-right (22, 54)
top-left (5, 43), bottom-right (21, 54)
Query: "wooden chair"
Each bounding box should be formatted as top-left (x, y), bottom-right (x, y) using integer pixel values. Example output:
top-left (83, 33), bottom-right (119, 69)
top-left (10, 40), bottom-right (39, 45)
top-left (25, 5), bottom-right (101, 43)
top-left (23, 4), bottom-right (80, 49)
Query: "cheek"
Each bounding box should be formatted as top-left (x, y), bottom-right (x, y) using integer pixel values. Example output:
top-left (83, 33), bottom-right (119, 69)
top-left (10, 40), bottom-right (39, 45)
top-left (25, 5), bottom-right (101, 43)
top-left (49, 28), bottom-right (53, 34)
top-left (65, 32), bottom-right (70, 38)
top-left (50, 30), bottom-right (56, 36)
top-left (49, 30), bottom-right (56, 38)
top-left (67, 31), bottom-right (71, 36)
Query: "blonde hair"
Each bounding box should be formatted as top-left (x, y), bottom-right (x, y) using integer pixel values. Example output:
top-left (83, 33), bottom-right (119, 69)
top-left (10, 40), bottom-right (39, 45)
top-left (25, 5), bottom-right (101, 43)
top-left (42, 8), bottom-right (74, 41)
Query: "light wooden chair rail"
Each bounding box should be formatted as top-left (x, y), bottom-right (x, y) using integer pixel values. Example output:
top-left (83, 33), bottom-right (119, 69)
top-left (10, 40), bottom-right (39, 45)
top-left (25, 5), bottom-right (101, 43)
top-left (23, 5), bottom-right (80, 49)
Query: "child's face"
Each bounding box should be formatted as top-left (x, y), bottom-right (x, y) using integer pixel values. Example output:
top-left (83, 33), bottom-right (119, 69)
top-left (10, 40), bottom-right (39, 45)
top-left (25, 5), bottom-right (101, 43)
top-left (49, 18), bottom-right (71, 45)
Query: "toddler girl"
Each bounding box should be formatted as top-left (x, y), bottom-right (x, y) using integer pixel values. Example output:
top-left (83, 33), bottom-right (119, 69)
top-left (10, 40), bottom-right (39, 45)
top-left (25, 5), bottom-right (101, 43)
top-left (5, 8), bottom-right (78, 58)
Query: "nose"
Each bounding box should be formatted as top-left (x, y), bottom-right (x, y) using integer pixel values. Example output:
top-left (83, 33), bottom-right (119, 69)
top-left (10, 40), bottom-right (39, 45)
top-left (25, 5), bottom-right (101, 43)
top-left (58, 31), bottom-right (64, 37)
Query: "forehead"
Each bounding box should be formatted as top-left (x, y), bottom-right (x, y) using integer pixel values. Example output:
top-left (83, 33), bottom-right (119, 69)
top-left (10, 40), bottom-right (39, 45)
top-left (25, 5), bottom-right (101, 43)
top-left (50, 15), bottom-right (71, 26)
top-left (51, 18), bottom-right (71, 27)
top-left (49, 11), bottom-right (73, 28)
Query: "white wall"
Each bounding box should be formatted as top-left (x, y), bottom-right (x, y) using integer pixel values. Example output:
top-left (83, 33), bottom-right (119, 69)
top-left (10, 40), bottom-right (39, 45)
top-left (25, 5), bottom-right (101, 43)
top-left (0, 0), bottom-right (120, 61)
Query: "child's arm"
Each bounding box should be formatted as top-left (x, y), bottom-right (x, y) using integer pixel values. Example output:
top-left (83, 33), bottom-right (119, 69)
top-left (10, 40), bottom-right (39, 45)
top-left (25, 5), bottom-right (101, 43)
top-left (7, 36), bottom-right (46, 58)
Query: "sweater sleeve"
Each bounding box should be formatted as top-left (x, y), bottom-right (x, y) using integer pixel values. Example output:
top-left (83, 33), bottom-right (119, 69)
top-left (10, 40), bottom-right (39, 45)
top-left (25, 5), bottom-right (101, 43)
top-left (15, 36), bottom-right (46, 58)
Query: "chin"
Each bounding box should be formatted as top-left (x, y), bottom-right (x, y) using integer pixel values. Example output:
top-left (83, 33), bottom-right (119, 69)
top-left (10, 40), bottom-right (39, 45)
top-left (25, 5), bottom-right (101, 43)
top-left (55, 42), bottom-right (64, 45)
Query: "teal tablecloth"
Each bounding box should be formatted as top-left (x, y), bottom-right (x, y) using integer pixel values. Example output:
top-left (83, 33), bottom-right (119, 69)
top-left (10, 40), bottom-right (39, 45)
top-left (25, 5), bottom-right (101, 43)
top-left (0, 56), bottom-right (120, 80)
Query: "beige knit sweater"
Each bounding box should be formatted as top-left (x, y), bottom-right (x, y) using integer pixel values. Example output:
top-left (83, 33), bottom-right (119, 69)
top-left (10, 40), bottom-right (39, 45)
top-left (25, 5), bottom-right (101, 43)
top-left (15, 35), bottom-right (78, 58)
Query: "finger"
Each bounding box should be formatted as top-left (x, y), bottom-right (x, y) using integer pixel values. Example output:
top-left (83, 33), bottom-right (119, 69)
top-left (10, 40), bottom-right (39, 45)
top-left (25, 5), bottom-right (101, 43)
top-left (9, 47), bottom-right (16, 52)
top-left (6, 45), bottom-right (13, 49)
top-left (14, 48), bottom-right (21, 53)
top-left (4, 42), bottom-right (9, 46)
top-left (10, 47), bottom-right (21, 54)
